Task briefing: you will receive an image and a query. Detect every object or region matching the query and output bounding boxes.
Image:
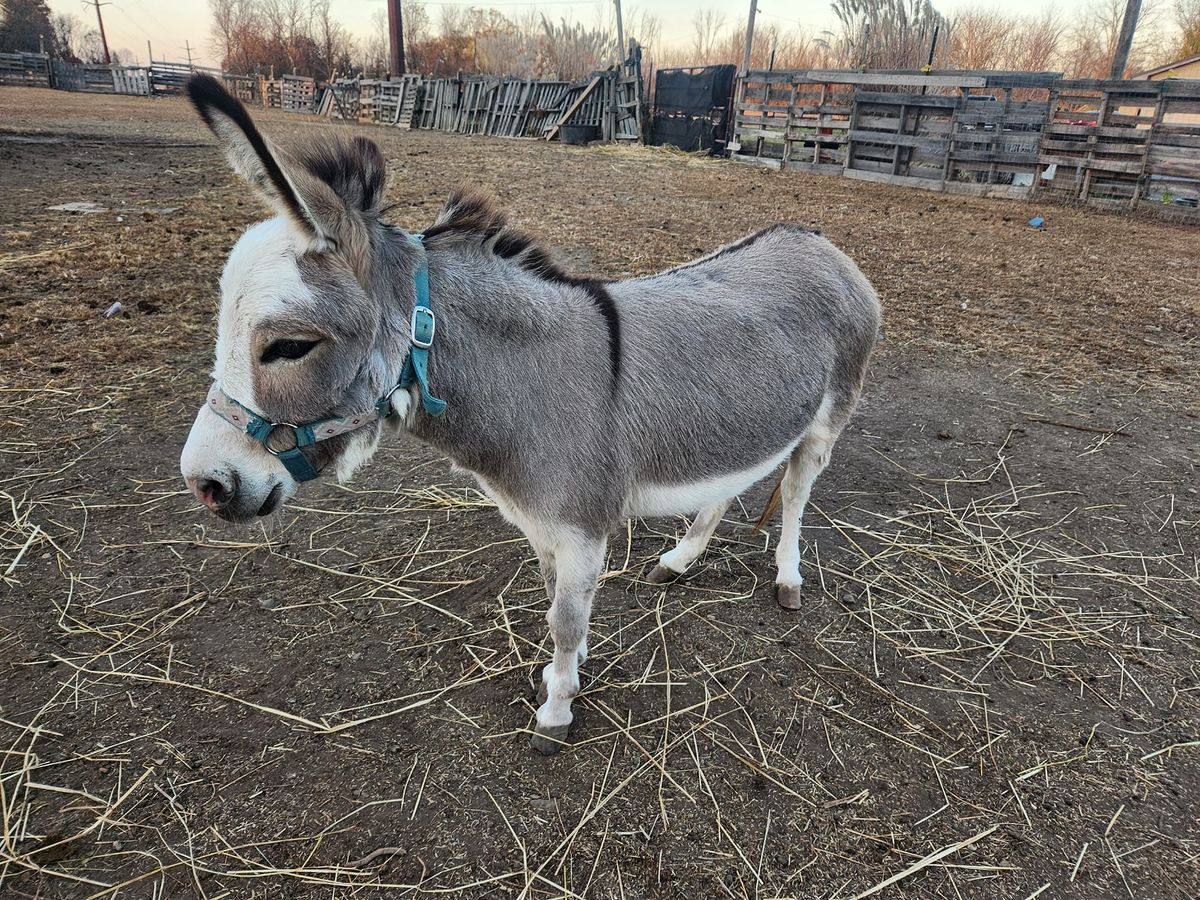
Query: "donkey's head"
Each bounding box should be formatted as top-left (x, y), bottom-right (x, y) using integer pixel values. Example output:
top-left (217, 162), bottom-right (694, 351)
top-left (180, 75), bottom-right (403, 522)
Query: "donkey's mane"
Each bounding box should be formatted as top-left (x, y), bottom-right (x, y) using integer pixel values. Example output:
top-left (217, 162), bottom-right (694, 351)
top-left (421, 190), bottom-right (581, 285)
top-left (422, 190), bottom-right (622, 384)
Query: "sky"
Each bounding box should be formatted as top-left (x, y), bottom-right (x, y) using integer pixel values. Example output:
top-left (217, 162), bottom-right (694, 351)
top-left (45, 0), bottom-right (1089, 70)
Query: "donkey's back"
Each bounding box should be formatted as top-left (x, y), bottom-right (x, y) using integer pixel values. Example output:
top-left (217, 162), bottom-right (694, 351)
top-left (614, 224), bottom-right (880, 519)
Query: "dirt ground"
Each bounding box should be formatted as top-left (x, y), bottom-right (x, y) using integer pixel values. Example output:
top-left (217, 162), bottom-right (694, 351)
top-left (1, 88), bottom-right (1198, 899)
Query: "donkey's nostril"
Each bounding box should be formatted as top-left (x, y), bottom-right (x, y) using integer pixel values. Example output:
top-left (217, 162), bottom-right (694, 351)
top-left (191, 473), bottom-right (237, 512)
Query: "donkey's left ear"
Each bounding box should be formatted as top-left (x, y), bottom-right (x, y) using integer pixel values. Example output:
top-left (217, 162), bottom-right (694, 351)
top-left (186, 74), bottom-right (339, 243)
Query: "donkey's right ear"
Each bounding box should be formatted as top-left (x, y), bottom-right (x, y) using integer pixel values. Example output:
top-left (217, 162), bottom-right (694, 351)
top-left (185, 75), bottom-right (323, 241)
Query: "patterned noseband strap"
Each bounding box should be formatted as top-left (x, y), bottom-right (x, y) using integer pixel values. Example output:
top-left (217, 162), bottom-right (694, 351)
top-left (199, 232), bottom-right (447, 483)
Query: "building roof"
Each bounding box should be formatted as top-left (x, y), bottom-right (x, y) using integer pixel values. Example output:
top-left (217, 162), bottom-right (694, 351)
top-left (1132, 53), bottom-right (1200, 80)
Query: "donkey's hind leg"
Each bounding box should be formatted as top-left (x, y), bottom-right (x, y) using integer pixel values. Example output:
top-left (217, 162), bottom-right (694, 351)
top-left (646, 500), bottom-right (732, 584)
top-left (775, 411), bottom-right (841, 610)
top-left (531, 532), bottom-right (605, 755)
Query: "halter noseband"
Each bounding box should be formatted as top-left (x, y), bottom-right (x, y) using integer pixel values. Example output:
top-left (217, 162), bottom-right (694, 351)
top-left (202, 233), bottom-right (446, 483)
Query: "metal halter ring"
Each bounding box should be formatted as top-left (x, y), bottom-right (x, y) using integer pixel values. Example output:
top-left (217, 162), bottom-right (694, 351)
top-left (264, 423), bottom-right (301, 455)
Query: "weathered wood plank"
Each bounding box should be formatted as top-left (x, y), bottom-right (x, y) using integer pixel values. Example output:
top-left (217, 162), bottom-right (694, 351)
top-left (1038, 154), bottom-right (1143, 173)
top-left (849, 130), bottom-right (949, 151)
top-left (807, 71), bottom-right (986, 88)
top-left (855, 91), bottom-right (959, 108)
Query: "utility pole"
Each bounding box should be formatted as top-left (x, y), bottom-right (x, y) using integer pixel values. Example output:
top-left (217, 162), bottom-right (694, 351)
top-left (184, 40), bottom-right (194, 70)
top-left (85, 0), bottom-right (112, 65)
top-left (1109, 0), bottom-right (1142, 79)
top-left (614, 0), bottom-right (625, 64)
top-left (740, 0), bottom-right (758, 76)
top-left (146, 40), bottom-right (153, 65)
top-left (926, 24), bottom-right (940, 69)
top-left (387, 0), bottom-right (406, 77)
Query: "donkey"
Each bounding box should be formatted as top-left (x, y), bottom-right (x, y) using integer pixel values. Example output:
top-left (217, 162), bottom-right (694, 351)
top-left (179, 75), bottom-right (881, 754)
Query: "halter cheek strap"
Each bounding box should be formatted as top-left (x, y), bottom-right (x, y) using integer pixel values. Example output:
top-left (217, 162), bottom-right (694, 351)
top-left (397, 234), bottom-right (447, 417)
top-left (201, 232), bottom-right (447, 483)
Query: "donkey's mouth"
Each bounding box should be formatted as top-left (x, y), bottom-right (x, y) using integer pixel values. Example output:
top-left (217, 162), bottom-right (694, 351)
top-left (256, 483), bottom-right (284, 517)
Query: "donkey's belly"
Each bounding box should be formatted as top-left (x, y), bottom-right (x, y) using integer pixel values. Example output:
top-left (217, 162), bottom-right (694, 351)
top-left (625, 438), bottom-right (799, 518)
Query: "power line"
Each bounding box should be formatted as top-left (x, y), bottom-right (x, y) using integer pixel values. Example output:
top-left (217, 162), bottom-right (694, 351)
top-left (107, 4), bottom-right (155, 42)
top-left (756, 9), bottom-right (828, 31)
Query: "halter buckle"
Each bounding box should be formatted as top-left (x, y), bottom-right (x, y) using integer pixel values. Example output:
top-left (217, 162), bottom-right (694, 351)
top-left (410, 305), bottom-right (436, 350)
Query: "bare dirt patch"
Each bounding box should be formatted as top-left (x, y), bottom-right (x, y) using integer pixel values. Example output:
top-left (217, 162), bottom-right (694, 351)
top-left (1, 89), bottom-right (1198, 898)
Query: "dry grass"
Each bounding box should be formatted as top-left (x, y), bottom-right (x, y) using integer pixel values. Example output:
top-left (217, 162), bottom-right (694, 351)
top-left (2, 415), bottom-right (1197, 895)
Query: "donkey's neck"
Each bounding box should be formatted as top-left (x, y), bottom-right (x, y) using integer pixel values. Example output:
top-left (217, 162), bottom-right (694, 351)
top-left (369, 226), bottom-right (619, 492)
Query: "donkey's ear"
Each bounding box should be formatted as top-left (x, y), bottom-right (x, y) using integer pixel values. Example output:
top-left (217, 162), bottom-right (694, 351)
top-left (186, 74), bottom-right (332, 242)
top-left (300, 136), bottom-right (387, 217)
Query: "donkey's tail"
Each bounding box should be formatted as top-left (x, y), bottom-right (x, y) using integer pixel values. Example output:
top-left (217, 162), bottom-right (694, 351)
top-left (752, 471), bottom-right (785, 532)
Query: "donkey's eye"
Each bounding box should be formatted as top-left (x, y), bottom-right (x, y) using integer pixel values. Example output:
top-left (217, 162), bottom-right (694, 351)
top-left (262, 338), bottom-right (319, 364)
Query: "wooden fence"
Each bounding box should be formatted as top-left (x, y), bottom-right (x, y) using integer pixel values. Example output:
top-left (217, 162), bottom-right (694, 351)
top-left (321, 43), bottom-right (645, 143)
top-left (731, 68), bottom-right (1200, 219)
top-left (0, 52), bottom-right (52, 87)
top-left (0, 45), bottom-right (646, 145)
top-left (1, 52), bottom-right (315, 110)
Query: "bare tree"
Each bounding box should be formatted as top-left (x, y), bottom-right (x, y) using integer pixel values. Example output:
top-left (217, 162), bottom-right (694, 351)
top-left (50, 11), bottom-right (87, 61)
top-left (1009, 9), bottom-right (1068, 72)
top-left (947, 9), bottom-right (1011, 69)
top-left (690, 8), bottom-right (726, 63)
top-left (210, 0), bottom-right (258, 73)
top-left (310, 0), bottom-right (353, 80)
top-left (1174, 0), bottom-right (1200, 56)
top-left (1064, 0), bottom-right (1168, 77)
top-left (260, 0), bottom-right (311, 73)
top-left (404, 0), bottom-right (430, 66)
top-left (357, 8), bottom-right (388, 76)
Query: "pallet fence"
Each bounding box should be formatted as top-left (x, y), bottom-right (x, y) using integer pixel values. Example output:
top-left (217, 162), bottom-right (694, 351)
top-left (0, 52), bottom-right (51, 87)
top-left (731, 68), bottom-right (1200, 218)
top-left (6, 51), bottom-right (1196, 219)
top-left (322, 43), bottom-right (645, 143)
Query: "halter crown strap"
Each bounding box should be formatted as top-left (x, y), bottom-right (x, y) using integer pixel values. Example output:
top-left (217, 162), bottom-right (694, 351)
top-left (201, 230), bottom-right (447, 483)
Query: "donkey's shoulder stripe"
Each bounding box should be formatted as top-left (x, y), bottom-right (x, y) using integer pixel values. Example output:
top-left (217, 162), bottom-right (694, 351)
top-left (578, 279), bottom-right (621, 389)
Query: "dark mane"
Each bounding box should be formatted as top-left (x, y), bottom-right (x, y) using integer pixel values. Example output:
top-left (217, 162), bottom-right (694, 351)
top-left (422, 189), bottom-right (573, 282)
top-left (422, 190), bottom-right (621, 388)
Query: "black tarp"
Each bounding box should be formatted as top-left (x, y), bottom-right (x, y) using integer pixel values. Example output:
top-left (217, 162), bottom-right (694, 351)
top-left (651, 65), bottom-right (736, 153)
top-left (654, 65), bottom-right (736, 116)
top-left (650, 115), bottom-right (723, 152)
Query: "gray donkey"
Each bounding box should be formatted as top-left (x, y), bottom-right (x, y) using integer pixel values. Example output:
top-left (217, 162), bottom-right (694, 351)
top-left (179, 76), bottom-right (881, 753)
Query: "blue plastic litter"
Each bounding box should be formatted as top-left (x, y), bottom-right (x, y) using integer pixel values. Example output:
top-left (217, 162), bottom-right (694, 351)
top-left (1028, 216), bottom-right (1045, 228)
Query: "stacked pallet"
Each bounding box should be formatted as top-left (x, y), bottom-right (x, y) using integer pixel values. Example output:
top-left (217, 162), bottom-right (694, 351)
top-left (224, 74), bottom-right (260, 105)
top-left (112, 66), bottom-right (150, 96)
top-left (0, 52), bottom-right (51, 87)
top-left (730, 68), bottom-right (1200, 218)
top-left (279, 75), bottom-right (315, 112)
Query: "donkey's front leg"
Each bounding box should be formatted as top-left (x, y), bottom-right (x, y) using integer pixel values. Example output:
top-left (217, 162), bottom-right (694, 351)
top-left (530, 532), bottom-right (605, 755)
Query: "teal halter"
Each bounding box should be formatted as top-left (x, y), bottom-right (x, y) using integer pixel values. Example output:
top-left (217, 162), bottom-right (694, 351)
top-left (202, 233), bottom-right (446, 483)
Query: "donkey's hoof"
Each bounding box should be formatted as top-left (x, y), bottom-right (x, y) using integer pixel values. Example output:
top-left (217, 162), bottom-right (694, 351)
top-left (529, 724), bottom-right (571, 755)
top-left (645, 564), bottom-right (682, 585)
top-left (775, 584), bottom-right (804, 610)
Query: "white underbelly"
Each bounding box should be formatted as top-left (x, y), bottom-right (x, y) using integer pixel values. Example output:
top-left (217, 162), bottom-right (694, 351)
top-left (625, 440), bottom-right (799, 518)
